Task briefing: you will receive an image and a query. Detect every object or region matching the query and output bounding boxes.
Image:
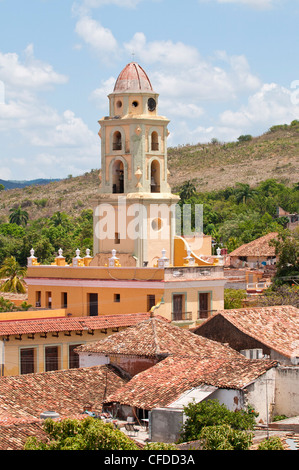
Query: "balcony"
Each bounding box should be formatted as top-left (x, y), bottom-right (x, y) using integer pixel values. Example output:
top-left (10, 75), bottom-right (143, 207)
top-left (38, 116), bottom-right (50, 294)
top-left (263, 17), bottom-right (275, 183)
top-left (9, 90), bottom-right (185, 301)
top-left (172, 311), bottom-right (192, 322)
top-left (197, 309), bottom-right (216, 320)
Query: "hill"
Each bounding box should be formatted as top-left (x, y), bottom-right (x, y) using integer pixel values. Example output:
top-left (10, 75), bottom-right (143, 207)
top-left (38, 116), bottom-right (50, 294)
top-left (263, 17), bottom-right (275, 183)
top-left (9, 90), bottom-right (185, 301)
top-left (168, 123), bottom-right (299, 192)
top-left (0, 123), bottom-right (298, 222)
top-left (0, 178), bottom-right (60, 190)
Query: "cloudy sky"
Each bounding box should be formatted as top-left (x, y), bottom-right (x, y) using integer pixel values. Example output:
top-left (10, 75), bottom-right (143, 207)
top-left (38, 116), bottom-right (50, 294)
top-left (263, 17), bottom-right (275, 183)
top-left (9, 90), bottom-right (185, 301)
top-left (0, 0), bottom-right (299, 180)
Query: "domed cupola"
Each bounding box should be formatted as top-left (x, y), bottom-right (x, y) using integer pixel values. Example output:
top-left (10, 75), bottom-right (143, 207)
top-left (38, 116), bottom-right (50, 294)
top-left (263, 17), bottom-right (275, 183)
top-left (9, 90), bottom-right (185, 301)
top-left (113, 62), bottom-right (154, 93)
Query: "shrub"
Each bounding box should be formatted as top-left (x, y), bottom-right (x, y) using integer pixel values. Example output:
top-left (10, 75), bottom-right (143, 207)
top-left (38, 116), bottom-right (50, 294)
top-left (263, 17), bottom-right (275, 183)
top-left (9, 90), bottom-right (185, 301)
top-left (179, 400), bottom-right (257, 443)
top-left (258, 436), bottom-right (284, 450)
top-left (199, 424), bottom-right (253, 450)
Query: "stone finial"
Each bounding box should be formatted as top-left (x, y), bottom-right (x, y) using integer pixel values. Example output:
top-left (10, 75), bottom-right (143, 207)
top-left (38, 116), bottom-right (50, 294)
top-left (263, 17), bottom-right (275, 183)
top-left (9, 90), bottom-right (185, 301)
top-left (158, 249), bottom-right (169, 268)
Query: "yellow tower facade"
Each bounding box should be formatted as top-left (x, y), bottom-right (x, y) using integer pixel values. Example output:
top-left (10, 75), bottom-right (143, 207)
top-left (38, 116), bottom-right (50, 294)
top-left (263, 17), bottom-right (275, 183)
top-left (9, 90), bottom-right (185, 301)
top-left (93, 62), bottom-right (179, 268)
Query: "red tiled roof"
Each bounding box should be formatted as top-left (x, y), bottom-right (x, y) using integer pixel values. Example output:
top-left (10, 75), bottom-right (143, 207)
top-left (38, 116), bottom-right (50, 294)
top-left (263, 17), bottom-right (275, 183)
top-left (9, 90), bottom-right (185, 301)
top-left (104, 355), bottom-right (277, 410)
top-left (195, 305), bottom-right (299, 359)
top-left (0, 422), bottom-right (48, 450)
top-left (0, 312), bottom-right (152, 336)
top-left (76, 316), bottom-right (242, 360)
top-left (229, 232), bottom-right (278, 257)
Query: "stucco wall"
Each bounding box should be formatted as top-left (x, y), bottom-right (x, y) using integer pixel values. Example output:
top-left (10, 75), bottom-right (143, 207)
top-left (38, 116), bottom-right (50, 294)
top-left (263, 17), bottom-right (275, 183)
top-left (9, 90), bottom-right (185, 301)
top-left (274, 366), bottom-right (299, 417)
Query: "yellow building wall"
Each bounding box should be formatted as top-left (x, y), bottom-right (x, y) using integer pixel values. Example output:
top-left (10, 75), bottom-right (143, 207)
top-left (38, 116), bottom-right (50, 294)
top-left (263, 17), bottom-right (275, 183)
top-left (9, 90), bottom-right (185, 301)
top-left (0, 309), bottom-right (66, 322)
top-left (1, 327), bottom-right (128, 377)
top-left (156, 284), bottom-right (224, 327)
top-left (27, 284), bottom-right (164, 317)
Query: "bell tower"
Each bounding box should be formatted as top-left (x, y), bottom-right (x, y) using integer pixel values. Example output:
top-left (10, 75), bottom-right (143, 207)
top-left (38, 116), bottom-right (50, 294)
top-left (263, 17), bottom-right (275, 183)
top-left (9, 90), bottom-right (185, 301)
top-left (93, 62), bottom-right (179, 267)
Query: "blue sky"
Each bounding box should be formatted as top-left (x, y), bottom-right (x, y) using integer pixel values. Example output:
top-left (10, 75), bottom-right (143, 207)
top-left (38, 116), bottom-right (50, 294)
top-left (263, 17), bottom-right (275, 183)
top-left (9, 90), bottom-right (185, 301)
top-left (0, 0), bottom-right (299, 180)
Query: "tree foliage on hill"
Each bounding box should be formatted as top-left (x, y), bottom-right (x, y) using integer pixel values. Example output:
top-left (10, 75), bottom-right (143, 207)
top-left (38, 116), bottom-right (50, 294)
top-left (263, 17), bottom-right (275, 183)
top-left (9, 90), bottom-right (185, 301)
top-left (178, 178), bottom-right (298, 252)
top-left (0, 209), bottom-right (94, 266)
top-left (0, 256), bottom-right (27, 293)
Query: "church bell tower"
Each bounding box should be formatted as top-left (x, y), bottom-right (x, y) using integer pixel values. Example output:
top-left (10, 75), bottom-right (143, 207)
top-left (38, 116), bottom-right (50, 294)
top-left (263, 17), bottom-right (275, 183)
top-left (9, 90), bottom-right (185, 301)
top-left (93, 62), bottom-right (179, 267)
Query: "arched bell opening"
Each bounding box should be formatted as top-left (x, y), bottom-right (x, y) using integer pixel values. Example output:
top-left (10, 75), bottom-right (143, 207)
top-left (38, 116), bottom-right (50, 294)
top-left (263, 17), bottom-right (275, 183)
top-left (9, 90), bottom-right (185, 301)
top-left (151, 131), bottom-right (159, 151)
top-left (112, 160), bottom-right (124, 194)
top-left (150, 159), bottom-right (161, 193)
top-left (112, 131), bottom-right (122, 151)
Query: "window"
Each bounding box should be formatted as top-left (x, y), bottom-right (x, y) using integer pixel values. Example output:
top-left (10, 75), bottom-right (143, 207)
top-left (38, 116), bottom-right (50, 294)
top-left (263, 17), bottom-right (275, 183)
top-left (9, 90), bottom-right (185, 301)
top-left (35, 291), bottom-right (41, 307)
top-left (45, 346), bottom-right (59, 372)
top-left (46, 291), bottom-right (52, 308)
top-left (150, 160), bottom-right (160, 193)
top-left (20, 348), bottom-right (36, 375)
top-left (112, 160), bottom-right (124, 194)
top-left (172, 294), bottom-right (184, 321)
top-left (147, 295), bottom-right (155, 311)
top-left (115, 232), bottom-right (120, 244)
top-left (198, 293), bottom-right (210, 319)
top-left (114, 293), bottom-right (120, 303)
top-left (69, 344), bottom-right (80, 369)
top-left (151, 131), bottom-right (159, 151)
top-left (88, 293), bottom-right (98, 316)
top-left (61, 292), bottom-right (67, 309)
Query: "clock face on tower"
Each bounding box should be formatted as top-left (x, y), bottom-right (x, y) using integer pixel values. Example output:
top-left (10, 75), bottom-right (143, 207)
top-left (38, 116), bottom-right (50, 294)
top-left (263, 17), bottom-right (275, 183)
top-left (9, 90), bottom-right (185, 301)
top-left (148, 98), bottom-right (156, 112)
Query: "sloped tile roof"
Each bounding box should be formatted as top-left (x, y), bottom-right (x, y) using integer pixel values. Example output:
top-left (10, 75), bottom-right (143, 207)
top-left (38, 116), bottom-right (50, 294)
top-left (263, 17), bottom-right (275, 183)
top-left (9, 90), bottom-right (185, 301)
top-left (0, 312), bottom-right (152, 336)
top-left (0, 421), bottom-right (48, 450)
top-left (0, 365), bottom-right (127, 425)
top-left (75, 316), bottom-right (242, 360)
top-left (104, 355), bottom-right (277, 410)
top-left (229, 232), bottom-right (278, 257)
top-left (195, 305), bottom-right (299, 359)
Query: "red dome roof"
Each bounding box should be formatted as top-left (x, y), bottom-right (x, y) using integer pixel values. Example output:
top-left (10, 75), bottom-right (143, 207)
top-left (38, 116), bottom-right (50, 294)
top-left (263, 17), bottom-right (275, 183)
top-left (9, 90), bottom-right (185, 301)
top-left (114, 62), bottom-right (153, 93)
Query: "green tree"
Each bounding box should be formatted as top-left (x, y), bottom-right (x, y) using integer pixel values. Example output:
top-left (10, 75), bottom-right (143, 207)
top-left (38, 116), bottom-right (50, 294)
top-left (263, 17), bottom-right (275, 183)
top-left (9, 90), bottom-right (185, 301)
top-left (199, 424), bottom-right (253, 450)
top-left (258, 436), bottom-right (284, 450)
top-left (270, 230), bottom-right (299, 284)
top-left (0, 256), bottom-right (27, 294)
top-left (179, 181), bottom-right (197, 203)
top-left (179, 400), bottom-right (257, 443)
top-left (24, 417), bottom-right (139, 450)
top-left (234, 183), bottom-right (256, 204)
top-left (9, 206), bottom-right (29, 226)
top-left (0, 296), bottom-right (17, 312)
top-left (224, 289), bottom-right (246, 309)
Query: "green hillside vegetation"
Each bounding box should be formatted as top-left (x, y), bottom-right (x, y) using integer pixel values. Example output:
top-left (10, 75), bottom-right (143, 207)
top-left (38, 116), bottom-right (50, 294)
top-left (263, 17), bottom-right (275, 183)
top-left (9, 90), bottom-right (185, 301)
top-left (0, 123), bottom-right (298, 267)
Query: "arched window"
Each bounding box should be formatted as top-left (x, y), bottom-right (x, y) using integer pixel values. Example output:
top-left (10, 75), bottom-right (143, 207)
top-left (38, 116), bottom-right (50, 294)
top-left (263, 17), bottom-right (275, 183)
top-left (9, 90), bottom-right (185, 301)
top-left (150, 160), bottom-right (160, 193)
top-left (113, 131), bottom-right (122, 151)
top-left (112, 160), bottom-right (124, 193)
top-left (151, 131), bottom-right (159, 151)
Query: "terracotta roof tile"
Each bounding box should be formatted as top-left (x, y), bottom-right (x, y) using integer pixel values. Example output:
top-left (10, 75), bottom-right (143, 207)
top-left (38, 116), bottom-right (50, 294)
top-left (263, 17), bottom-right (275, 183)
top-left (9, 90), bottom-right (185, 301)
top-left (76, 316), bottom-right (242, 360)
top-left (195, 305), bottom-right (299, 360)
top-left (229, 232), bottom-right (278, 257)
top-left (0, 312), bottom-right (152, 336)
top-left (0, 365), bottom-right (127, 425)
top-left (104, 355), bottom-right (277, 410)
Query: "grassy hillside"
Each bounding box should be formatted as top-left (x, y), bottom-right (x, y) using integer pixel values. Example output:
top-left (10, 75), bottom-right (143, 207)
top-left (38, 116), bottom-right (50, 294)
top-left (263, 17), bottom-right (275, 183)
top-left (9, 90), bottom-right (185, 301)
top-left (0, 123), bottom-right (298, 222)
top-left (168, 123), bottom-right (299, 192)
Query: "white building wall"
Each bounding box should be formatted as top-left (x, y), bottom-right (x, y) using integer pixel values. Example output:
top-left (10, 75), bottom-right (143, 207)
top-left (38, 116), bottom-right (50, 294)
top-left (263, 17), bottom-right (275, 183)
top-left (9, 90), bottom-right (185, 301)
top-left (274, 367), bottom-right (299, 417)
top-left (79, 353), bottom-right (109, 368)
top-left (245, 368), bottom-right (276, 424)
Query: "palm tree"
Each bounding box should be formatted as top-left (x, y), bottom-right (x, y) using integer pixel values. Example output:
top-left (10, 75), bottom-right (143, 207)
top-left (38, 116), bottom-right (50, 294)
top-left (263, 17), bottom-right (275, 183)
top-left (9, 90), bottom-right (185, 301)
top-left (234, 183), bottom-right (256, 205)
top-left (9, 206), bottom-right (29, 226)
top-left (0, 256), bottom-right (27, 294)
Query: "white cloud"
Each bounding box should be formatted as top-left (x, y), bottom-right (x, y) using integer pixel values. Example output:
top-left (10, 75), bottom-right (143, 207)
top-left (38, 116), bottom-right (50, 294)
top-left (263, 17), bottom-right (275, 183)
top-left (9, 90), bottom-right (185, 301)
top-left (80, 0), bottom-right (143, 7)
top-left (199, 0), bottom-right (279, 9)
top-left (220, 83), bottom-right (299, 131)
top-left (75, 15), bottom-right (118, 61)
top-left (0, 44), bottom-right (68, 90)
top-left (0, 45), bottom-right (99, 179)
